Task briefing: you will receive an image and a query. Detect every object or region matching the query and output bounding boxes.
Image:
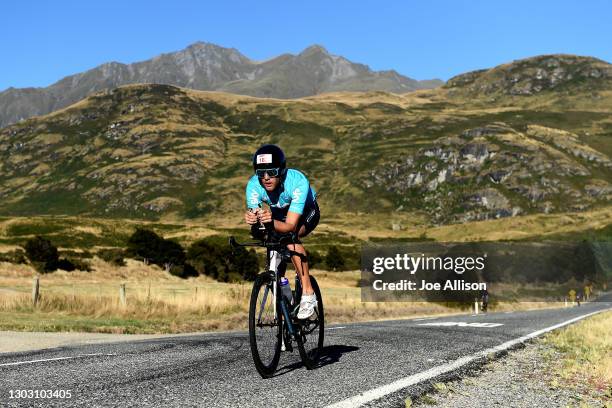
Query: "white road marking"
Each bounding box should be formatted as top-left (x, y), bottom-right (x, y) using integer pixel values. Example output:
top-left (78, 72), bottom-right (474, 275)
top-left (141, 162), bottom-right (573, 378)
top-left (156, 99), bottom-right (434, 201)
top-left (326, 308), bottom-right (610, 408)
top-left (418, 322), bottom-right (504, 328)
top-left (413, 317), bottom-right (437, 321)
top-left (0, 353), bottom-right (116, 367)
top-left (328, 326), bottom-right (346, 330)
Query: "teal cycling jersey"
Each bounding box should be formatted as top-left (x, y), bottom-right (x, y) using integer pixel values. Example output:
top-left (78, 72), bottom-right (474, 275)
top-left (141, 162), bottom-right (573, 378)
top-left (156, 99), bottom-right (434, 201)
top-left (246, 169), bottom-right (317, 216)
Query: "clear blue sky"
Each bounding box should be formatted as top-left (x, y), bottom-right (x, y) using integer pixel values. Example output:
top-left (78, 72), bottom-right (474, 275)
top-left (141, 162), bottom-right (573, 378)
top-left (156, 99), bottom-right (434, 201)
top-left (2, 0), bottom-right (611, 91)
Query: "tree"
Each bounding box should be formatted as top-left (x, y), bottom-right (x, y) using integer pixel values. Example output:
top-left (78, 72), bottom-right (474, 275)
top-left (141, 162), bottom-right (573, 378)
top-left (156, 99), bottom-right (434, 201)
top-left (187, 236), bottom-right (258, 282)
top-left (232, 247), bottom-right (259, 281)
top-left (325, 245), bottom-right (345, 271)
top-left (125, 228), bottom-right (193, 277)
top-left (24, 236), bottom-right (59, 273)
top-left (158, 239), bottom-right (186, 273)
top-left (126, 228), bottom-right (162, 264)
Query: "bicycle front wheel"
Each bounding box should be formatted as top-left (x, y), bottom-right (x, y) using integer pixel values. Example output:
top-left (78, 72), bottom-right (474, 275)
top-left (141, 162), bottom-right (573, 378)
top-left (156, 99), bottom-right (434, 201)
top-left (249, 272), bottom-right (282, 378)
top-left (296, 275), bottom-right (324, 369)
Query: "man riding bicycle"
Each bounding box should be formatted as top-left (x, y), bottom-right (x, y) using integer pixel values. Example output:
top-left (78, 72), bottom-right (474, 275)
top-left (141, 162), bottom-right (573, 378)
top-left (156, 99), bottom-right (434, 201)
top-left (244, 144), bottom-right (320, 319)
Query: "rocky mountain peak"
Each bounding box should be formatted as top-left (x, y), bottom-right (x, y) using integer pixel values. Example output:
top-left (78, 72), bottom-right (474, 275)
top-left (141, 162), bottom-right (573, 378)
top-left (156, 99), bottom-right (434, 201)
top-left (298, 44), bottom-right (330, 56)
top-left (0, 42), bottom-right (440, 128)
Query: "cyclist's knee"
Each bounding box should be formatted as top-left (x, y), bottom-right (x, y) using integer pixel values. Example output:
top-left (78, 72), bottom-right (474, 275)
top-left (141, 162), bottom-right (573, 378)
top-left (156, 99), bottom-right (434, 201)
top-left (287, 242), bottom-right (305, 254)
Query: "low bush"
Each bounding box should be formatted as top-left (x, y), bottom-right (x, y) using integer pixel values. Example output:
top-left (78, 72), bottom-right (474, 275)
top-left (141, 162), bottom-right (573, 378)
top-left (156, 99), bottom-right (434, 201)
top-left (97, 248), bottom-right (126, 267)
top-left (23, 236), bottom-right (60, 273)
top-left (187, 236), bottom-right (258, 282)
top-left (126, 228), bottom-right (194, 278)
top-left (0, 249), bottom-right (27, 264)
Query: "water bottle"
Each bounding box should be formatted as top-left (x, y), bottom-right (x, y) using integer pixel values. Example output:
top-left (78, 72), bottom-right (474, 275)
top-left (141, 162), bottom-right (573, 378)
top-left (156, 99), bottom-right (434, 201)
top-left (280, 277), bottom-right (293, 305)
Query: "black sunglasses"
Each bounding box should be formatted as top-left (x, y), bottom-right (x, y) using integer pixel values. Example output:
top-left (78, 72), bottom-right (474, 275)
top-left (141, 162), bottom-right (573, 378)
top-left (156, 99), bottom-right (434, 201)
top-left (255, 168), bottom-right (281, 178)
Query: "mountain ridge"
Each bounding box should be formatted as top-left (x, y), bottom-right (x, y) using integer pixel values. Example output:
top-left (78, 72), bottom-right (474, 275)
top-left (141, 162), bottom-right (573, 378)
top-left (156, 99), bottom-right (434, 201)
top-left (0, 42), bottom-right (442, 128)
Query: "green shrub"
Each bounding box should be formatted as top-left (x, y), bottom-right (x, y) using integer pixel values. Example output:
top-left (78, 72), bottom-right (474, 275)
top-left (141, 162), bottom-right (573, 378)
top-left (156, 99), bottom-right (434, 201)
top-left (325, 245), bottom-right (346, 271)
top-left (306, 249), bottom-right (322, 269)
top-left (56, 258), bottom-right (75, 271)
top-left (169, 263), bottom-right (199, 279)
top-left (126, 228), bottom-right (162, 264)
top-left (97, 248), bottom-right (126, 267)
top-left (68, 258), bottom-right (92, 272)
top-left (23, 236), bottom-right (59, 273)
top-left (125, 228), bottom-right (192, 277)
top-left (187, 236), bottom-right (258, 282)
top-left (0, 249), bottom-right (27, 264)
top-left (55, 257), bottom-right (92, 272)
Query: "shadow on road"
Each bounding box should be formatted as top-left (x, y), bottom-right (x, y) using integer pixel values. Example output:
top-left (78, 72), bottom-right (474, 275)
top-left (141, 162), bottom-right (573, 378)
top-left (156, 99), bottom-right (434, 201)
top-left (318, 345), bottom-right (360, 367)
top-left (274, 345), bottom-right (359, 376)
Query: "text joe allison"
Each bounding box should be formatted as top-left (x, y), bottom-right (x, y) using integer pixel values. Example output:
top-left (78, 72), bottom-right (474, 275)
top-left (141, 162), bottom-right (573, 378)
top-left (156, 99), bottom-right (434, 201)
top-left (369, 253), bottom-right (487, 292)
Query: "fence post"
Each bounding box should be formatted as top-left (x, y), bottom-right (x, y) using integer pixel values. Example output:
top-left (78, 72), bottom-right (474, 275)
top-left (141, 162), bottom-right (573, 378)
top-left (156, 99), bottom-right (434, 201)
top-left (119, 284), bottom-right (126, 306)
top-left (474, 298), bottom-right (479, 315)
top-left (32, 276), bottom-right (40, 306)
top-left (194, 287), bottom-right (198, 302)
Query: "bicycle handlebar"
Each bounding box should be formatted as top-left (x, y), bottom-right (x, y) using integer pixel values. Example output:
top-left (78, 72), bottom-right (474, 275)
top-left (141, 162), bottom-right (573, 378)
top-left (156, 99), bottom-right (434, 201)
top-left (229, 232), bottom-right (297, 249)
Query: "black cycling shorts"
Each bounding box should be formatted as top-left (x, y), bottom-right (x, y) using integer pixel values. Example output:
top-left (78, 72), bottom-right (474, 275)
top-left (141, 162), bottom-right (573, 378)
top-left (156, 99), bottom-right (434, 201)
top-left (296, 200), bottom-right (320, 238)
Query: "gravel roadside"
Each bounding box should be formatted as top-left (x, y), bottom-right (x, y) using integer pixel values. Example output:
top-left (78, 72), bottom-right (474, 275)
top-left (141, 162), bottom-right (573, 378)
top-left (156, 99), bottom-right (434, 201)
top-left (411, 341), bottom-right (608, 408)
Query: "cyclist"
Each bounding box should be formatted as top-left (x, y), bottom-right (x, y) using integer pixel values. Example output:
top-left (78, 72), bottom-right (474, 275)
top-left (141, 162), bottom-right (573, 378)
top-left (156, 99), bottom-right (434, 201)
top-left (480, 288), bottom-right (489, 312)
top-left (244, 144), bottom-right (320, 319)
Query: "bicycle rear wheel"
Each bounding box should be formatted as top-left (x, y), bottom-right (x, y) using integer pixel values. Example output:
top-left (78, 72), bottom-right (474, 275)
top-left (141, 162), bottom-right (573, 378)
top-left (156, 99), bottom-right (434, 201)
top-left (249, 272), bottom-right (282, 378)
top-left (296, 276), bottom-right (324, 369)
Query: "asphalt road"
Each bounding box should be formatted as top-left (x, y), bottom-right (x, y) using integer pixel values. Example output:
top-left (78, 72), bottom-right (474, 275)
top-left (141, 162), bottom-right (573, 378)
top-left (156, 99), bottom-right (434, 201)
top-left (1, 296), bottom-right (610, 408)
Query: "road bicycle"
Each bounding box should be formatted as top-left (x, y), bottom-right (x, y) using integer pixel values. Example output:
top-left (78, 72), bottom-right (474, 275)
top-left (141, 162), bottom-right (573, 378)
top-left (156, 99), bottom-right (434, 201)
top-left (229, 232), bottom-right (324, 378)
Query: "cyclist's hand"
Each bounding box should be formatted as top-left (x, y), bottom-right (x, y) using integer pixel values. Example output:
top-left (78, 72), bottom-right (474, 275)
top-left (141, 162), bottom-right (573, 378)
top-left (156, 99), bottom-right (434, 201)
top-left (245, 210), bottom-right (259, 225)
top-left (258, 209), bottom-right (272, 224)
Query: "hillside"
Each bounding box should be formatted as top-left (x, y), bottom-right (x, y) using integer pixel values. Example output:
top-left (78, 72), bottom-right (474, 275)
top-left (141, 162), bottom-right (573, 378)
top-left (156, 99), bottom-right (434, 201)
top-left (0, 54), bottom-right (611, 226)
top-left (0, 42), bottom-right (442, 128)
top-left (446, 54), bottom-right (612, 96)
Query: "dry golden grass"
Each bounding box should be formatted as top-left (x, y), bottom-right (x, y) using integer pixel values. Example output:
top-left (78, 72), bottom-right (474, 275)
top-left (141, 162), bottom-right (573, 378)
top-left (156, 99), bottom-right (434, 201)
top-left (544, 310), bottom-right (612, 393)
top-left (0, 260), bottom-right (581, 334)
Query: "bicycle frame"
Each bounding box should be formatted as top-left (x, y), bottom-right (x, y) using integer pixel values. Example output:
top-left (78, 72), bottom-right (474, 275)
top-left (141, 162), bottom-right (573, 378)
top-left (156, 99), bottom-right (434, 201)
top-left (265, 247), bottom-right (300, 338)
top-left (228, 235), bottom-right (312, 339)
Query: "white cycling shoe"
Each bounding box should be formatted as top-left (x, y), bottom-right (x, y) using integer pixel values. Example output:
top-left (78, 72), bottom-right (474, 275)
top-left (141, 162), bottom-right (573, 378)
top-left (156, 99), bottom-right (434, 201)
top-left (297, 293), bottom-right (317, 320)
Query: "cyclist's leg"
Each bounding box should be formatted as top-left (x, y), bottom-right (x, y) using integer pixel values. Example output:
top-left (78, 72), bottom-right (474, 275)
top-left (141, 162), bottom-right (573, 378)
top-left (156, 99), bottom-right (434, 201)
top-left (288, 202), bottom-right (320, 295)
top-left (288, 241), bottom-right (313, 294)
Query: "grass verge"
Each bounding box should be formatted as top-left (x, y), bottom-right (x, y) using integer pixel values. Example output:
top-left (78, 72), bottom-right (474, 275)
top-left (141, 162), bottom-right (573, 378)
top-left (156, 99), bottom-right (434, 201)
top-left (543, 310), bottom-right (612, 397)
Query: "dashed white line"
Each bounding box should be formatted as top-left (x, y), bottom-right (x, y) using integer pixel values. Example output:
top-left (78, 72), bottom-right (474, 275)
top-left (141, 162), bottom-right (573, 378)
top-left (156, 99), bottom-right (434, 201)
top-left (0, 353), bottom-right (117, 367)
top-left (325, 308), bottom-right (610, 408)
top-left (328, 326), bottom-right (346, 330)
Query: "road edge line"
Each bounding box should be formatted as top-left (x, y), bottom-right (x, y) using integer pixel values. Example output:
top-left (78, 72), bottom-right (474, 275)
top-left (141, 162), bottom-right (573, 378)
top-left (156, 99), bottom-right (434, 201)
top-left (0, 353), bottom-right (117, 367)
top-left (325, 308), bottom-right (610, 408)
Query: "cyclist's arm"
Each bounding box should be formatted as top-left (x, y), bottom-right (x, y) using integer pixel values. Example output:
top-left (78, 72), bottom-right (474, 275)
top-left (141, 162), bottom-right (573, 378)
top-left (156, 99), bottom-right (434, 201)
top-left (272, 211), bottom-right (301, 233)
top-left (273, 174), bottom-right (309, 232)
top-left (245, 177), bottom-right (263, 225)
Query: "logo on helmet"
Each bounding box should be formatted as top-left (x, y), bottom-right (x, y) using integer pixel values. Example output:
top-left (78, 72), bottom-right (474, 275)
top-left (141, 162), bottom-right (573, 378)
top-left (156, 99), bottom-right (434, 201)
top-left (256, 154), bottom-right (273, 164)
